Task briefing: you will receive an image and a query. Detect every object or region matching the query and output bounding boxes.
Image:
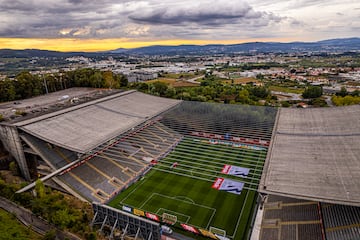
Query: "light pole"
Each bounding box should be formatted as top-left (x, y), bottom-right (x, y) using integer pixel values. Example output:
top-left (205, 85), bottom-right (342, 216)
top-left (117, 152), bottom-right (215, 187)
top-left (43, 74), bottom-right (49, 94)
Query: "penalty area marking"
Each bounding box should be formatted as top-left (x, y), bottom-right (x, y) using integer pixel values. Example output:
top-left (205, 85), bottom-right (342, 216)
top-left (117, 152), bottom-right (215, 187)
top-left (140, 192), bottom-right (216, 228)
top-left (173, 195), bottom-right (195, 204)
top-left (119, 170), bottom-right (156, 206)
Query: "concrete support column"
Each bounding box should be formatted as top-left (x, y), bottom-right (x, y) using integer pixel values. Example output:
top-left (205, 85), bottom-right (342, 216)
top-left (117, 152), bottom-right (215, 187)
top-left (0, 125), bottom-right (31, 180)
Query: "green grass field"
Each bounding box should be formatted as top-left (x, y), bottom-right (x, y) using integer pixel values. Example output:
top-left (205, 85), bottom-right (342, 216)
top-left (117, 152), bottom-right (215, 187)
top-left (108, 137), bottom-right (267, 239)
top-left (0, 209), bottom-right (41, 240)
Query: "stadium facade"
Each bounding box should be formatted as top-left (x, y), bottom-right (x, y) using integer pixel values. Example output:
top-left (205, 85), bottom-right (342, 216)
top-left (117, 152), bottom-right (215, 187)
top-left (0, 89), bottom-right (359, 239)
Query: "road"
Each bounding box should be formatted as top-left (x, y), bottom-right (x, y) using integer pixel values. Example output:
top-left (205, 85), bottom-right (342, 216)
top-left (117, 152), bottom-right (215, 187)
top-left (0, 196), bottom-right (81, 240)
top-left (324, 95), bottom-right (334, 106)
top-left (185, 75), bottom-right (204, 85)
top-left (271, 91), bottom-right (303, 101)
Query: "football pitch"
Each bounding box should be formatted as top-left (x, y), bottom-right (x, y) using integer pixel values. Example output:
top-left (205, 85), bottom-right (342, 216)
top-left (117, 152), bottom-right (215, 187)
top-left (108, 136), bottom-right (267, 239)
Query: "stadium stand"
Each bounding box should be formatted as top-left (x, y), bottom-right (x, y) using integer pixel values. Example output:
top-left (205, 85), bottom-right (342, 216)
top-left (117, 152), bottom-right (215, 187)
top-left (4, 90), bottom-right (359, 239)
top-left (55, 121), bottom-right (183, 202)
top-left (298, 224), bottom-right (323, 240)
top-left (260, 194), bottom-right (360, 240)
top-left (264, 204), bottom-right (320, 222)
top-left (21, 133), bottom-right (77, 169)
top-left (260, 195), bottom-right (323, 240)
top-left (322, 203), bottom-right (360, 240)
top-left (280, 225), bottom-right (296, 240)
top-left (60, 173), bottom-right (98, 200)
top-left (159, 101), bottom-right (277, 143)
top-left (89, 156), bottom-right (129, 183)
top-left (260, 228), bottom-right (279, 240)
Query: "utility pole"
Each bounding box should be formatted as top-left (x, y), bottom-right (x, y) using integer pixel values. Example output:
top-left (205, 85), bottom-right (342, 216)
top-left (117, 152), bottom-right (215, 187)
top-left (43, 74), bottom-right (49, 94)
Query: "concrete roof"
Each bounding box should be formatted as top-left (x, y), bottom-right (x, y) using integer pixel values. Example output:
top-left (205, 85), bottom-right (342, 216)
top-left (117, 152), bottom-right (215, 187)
top-left (260, 105), bottom-right (360, 206)
top-left (0, 88), bottom-right (118, 123)
top-left (18, 91), bottom-right (180, 153)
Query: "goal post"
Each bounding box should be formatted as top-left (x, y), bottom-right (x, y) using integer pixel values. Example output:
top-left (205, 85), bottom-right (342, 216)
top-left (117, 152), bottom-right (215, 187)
top-left (209, 226), bottom-right (226, 237)
top-left (162, 213), bottom-right (177, 225)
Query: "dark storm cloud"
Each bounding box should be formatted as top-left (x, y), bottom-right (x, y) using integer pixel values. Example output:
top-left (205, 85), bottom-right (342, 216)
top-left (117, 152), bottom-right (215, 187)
top-left (0, 0), bottom-right (127, 38)
top-left (68, 0), bottom-right (85, 4)
top-left (1, 0), bottom-right (355, 41)
top-left (2, 0), bottom-right (280, 38)
top-left (128, 1), bottom-right (277, 26)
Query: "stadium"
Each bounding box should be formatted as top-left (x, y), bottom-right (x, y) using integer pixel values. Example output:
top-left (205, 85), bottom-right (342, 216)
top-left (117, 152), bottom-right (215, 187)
top-left (0, 88), bottom-right (359, 240)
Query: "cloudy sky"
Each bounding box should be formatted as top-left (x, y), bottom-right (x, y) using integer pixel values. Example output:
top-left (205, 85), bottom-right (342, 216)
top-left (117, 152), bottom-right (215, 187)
top-left (0, 0), bottom-right (359, 51)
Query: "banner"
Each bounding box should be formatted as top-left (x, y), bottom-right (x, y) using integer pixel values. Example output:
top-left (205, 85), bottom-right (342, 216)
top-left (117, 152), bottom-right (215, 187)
top-left (212, 178), bottom-right (224, 189)
top-left (199, 229), bottom-right (218, 239)
top-left (122, 205), bottom-right (132, 213)
top-left (133, 208), bottom-right (145, 217)
top-left (162, 213), bottom-right (177, 225)
top-left (212, 178), bottom-right (244, 195)
top-left (146, 212), bottom-right (160, 221)
top-left (221, 165), bottom-right (250, 177)
top-left (181, 223), bottom-right (199, 234)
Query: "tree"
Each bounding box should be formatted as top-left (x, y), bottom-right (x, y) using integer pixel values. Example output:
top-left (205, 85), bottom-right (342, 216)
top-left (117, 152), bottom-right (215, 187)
top-left (9, 161), bottom-right (19, 176)
top-left (0, 78), bottom-right (16, 102)
top-left (35, 179), bottom-right (46, 199)
top-left (89, 72), bottom-right (103, 88)
top-left (337, 86), bottom-right (348, 97)
top-left (251, 86), bottom-right (270, 99)
top-left (43, 229), bottom-right (56, 240)
top-left (102, 71), bottom-right (119, 89)
top-left (236, 89), bottom-right (250, 104)
top-left (84, 232), bottom-right (97, 240)
top-left (15, 72), bottom-right (43, 99)
top-left (51, 209), bottom-right (76, 229)
top-left (281, 101), bottom-right (291, 107)
top-left (309, 98), bottom-right (327, 107)
top-left (352, 90), bottom-right (360, 97)
top-left (332, 95), bottom-right (360, 106)
top-left (118, 74), bottom-right (128, 87)
top-left (302, 86), bottom-right (323, 98)
top-left (151, 81), bottom-right (168, 96)
top-left (135, 82), bottom-right (150, 92)
top-left (165, 87), bottom-right (176, 98)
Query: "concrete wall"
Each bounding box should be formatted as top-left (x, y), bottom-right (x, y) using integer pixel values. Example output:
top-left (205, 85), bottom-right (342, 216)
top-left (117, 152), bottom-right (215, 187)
top-left (0, 124), bottom-right (31, 180)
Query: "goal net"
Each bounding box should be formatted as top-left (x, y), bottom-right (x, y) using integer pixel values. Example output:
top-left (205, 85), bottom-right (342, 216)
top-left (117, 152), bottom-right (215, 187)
top-left (162, 213), bottom-right (177, 225)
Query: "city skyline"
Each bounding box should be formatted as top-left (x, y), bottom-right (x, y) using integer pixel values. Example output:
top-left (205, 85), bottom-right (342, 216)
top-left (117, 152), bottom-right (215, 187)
top-left (0, 0), bottom-right (359, 51)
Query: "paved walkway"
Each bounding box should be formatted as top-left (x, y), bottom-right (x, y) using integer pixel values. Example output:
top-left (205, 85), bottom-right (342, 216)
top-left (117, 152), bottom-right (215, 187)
top-left (0, 196), bottom-right (81, 240)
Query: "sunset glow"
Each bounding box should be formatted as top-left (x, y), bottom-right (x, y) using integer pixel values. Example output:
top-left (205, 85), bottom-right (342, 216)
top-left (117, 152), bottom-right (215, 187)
top-left (0, 37), bottom-right (295, 52)
top-left (0, 0), bottom-right (358, 52)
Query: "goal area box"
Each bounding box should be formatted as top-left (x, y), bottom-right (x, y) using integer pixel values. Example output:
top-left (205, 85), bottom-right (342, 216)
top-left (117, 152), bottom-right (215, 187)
top-left (210, 226), bottom-right (227, 237)
top-left (162, 212), bottom-right (177, 225)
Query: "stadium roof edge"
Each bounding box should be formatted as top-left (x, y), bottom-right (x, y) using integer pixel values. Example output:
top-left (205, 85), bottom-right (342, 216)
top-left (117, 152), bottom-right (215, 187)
top-left (259, 189), bottom-right (360, 207)
top-left (14, 90), bottom-right (137, 127)
top-left (259, 107), bottom-right (281, 192)
top-left (17, 91), bottom-right (181, 153)
top-left (260, 105), bottom-right (360, 207)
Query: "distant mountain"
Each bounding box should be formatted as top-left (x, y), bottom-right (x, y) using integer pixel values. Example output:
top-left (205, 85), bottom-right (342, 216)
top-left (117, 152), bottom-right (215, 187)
top-left (0, 49), bottom-right (83, 58)
top-left (0, 49), bottom-right (106, 58)
top-left (111, 38), bottom-right (360, 55)
top-left (1, 38), bottom-right (360, 57)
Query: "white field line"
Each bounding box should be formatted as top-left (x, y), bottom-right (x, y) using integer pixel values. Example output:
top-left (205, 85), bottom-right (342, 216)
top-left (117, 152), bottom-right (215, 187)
top-left (156, 208), bottom-right (191, 223)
